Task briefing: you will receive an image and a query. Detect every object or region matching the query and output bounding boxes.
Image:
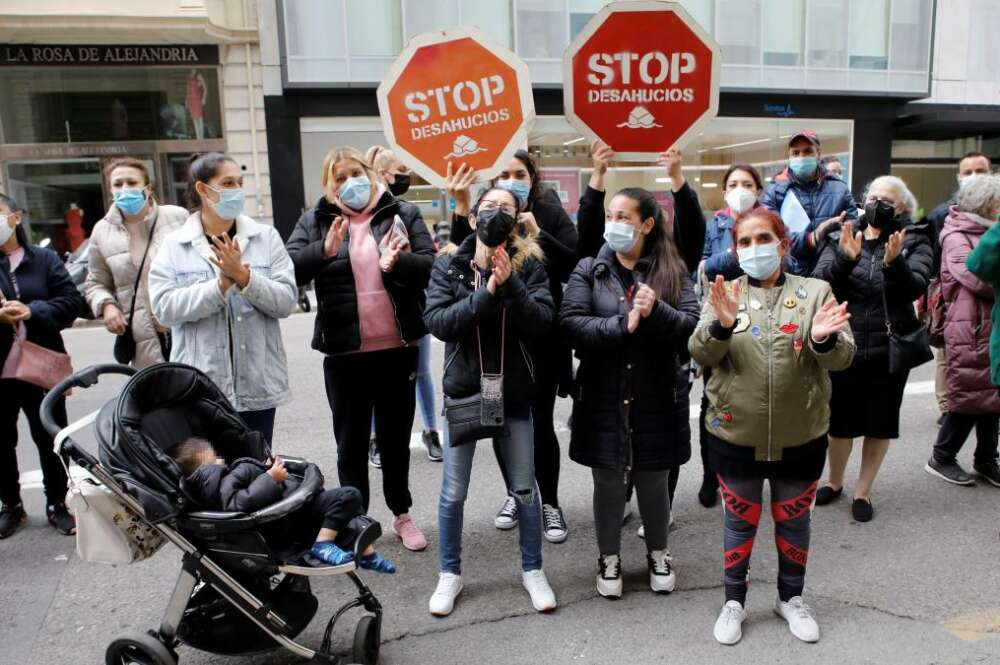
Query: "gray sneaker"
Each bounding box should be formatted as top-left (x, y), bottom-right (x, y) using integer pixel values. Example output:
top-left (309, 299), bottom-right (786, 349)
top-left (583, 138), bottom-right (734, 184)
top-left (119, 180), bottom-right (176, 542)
top-left (925, 458), bottom-right (974, 486)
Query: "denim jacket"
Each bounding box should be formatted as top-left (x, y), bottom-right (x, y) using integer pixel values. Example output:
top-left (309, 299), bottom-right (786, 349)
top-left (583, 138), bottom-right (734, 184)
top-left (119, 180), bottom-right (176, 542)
top-left (149, 213), bottom-right (297, 411)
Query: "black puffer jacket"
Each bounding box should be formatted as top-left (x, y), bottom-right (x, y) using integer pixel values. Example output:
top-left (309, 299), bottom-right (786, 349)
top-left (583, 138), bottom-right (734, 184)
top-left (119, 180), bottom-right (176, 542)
top-left (286, 192), bottom-right (435, 355)
top-left (560, 245), bottom-right (700, 471)
top-left (184, 458), bottom-right (298, 512)
top-left (423, 234), bottom-right (554, 406)
top-left (813, 216), bottom-right (934, 365)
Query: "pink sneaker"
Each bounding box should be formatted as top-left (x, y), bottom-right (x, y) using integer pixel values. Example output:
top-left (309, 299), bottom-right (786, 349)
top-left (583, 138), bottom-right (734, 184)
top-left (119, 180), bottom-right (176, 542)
top-left (392, 514), bottom-right (427, 551)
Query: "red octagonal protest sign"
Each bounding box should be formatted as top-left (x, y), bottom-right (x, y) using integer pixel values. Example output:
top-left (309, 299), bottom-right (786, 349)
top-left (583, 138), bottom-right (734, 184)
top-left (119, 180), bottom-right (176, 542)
top-left (564, 1), bottom-right (720, 160)
top-left (377, 26), bottom-right (535, 188)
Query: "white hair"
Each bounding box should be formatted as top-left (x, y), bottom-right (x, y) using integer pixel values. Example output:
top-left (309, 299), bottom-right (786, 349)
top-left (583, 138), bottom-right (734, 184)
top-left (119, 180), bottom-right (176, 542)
top-left (956, 174), bottom-right (1000, 218)
top-left (864, 175), bottom-right (918, 217)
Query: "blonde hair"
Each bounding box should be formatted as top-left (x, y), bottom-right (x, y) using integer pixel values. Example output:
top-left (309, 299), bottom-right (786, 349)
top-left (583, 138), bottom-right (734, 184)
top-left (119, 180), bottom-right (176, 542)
top-left (321, 146), bottom-right (373, 190)
top-left (865, 175), bottom-right (918, 217)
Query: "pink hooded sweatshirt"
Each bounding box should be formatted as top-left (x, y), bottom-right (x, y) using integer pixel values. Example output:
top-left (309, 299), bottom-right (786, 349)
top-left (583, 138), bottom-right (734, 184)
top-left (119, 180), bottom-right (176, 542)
top-left (341, 184), bottom-right (403, 353)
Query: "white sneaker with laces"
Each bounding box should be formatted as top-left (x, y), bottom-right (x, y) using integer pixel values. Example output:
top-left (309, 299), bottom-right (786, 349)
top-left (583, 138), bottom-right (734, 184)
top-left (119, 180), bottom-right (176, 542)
top-left (494, 495), bottom-right (518, 530)
top-left (522, 569), bottom-right (557, 612)
top-left (714, 600), bottom-right (747, 645)
top-left (647, 549), bottom-right (676, 593)
top-left (596, 554), bottom-right (622, 599)
top-left (773, 596), bottom-right (820, 643)
top-left (429, 572), bottom-right (463, 617)
top-left (542, 504), bottom-right (568, 543)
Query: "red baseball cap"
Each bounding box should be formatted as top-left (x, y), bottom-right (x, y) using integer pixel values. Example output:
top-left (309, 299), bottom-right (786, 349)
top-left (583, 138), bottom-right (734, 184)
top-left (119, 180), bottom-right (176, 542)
top-left (788, 130), bottom-right (820, 147)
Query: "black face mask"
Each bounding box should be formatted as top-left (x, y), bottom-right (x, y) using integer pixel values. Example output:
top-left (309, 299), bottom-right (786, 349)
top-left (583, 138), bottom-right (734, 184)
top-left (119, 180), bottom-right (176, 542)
top-left (475, 206), bottom-right (516, 248)
top-left (388, 174), bottom-right (410, 197)
top-left (864, 200), bottom-right (896, 229)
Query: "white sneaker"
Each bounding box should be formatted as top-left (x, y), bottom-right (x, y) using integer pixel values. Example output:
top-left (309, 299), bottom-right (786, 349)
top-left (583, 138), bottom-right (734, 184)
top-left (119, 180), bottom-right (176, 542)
top-left (714, 600), bottom-right (747, 645)
top-left (647, 549), bottom-right (676, 593)
top-left (542, 504), bottom-right (568, 543)
top-left (522, 569), bottom-right (557, 612)
top-left (637, 523), bottom-right (645, 539)
top-left (596, 554), bottom-right (623, 599)
top-left (773, 596), bottom-right (820, 643)
top-left (494, 496), bottom-right (518, 530)
top-left (429, 572), bottom-right (463, 617)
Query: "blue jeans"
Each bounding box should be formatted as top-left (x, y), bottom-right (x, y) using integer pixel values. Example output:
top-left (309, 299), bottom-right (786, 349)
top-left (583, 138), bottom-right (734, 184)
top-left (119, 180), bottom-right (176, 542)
top-left (438, 415), bottom-right (542, 574)
top-left (416, 334), bottom-right (437, 431)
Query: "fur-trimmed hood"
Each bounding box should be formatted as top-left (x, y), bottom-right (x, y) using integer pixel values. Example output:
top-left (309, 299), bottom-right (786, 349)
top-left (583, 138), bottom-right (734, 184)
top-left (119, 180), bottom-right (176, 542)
top-left (446, 231), bottom-right (545, 273)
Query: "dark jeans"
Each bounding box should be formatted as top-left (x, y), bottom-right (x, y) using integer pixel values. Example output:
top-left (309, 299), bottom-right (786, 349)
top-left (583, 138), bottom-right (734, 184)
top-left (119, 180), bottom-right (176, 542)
top-left (933, 412), bottom-right (999, 467)
top-left (239, 408), bottom-right (276, 445)
top-left (719, 474), bottom-right (818, 605)
top-left (700, 372), bottom-right (718, 492)
top-left (594, 468), bottom-right (669, 553)
top-left (495, 363), bottom-right (562, 507)
top-left (324, 347), bottom-right (418, 516)
top-left (266, 486), bottom-right (365, 549)
top-left (0, 379), bottom-right (68, 506)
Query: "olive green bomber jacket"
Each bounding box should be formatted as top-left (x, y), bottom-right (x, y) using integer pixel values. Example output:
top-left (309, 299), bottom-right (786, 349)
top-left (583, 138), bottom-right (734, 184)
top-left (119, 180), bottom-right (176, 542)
top-left (688, 274), bottom-right (856, 461)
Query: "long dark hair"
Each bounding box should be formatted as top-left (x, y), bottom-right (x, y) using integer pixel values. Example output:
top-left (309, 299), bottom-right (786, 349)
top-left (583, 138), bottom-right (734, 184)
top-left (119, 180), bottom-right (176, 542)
top-left (721, 163), bottom-right (764, 191)
top-left (0, 192), bottom-right (30, 247)
top-left (615, 187), bottom-right (687, 306)
top-left (186, 152), bottom-right (238, 211)
top-left (491, 149), bottom-right (542, 207)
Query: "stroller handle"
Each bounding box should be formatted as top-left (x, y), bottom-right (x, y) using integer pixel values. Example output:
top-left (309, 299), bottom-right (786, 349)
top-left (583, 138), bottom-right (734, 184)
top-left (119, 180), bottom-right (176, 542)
top-left (41, 364), bottom-right (137, 438)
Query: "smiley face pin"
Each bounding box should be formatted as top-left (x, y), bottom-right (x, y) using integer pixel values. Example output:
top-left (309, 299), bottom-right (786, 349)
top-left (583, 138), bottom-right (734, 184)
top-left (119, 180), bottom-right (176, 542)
top-left (784, 297), bottom-right (797, 309)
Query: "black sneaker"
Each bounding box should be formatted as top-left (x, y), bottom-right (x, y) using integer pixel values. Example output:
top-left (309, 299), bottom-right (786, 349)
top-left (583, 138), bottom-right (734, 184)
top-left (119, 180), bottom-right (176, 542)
top-left (815, 485), bottom-right (843, 506)
top-left (542, 504), bottom-right (568, 543)
top-left (851, 498), bottom-right (874, 523)
top-left (368, 437), bottom-right (382, 469)
top-left (973, 462), bottom-right (1000, 488)
top-left (423, 430), bottom-right (443, 462)
top-left (46, 503), bottom-right (76, 536)
top-left (698, 475), bottom-right (718, 508)
top-left (925, 458), bottom-right (975, 486)
top-left (0, 503), bottom-right (26, 539)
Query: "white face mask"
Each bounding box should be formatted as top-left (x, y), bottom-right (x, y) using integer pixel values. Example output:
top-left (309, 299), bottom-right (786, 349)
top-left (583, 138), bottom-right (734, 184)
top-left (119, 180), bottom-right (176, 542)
top-left (0, 215), bottom-right (14, 246)
top-left (725, 187), bottom-right (757, 216)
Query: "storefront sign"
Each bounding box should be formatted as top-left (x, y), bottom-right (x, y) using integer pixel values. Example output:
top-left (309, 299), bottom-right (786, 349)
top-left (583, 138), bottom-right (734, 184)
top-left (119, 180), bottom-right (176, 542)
top-left (563, 1), bottom-right (720, 160)
top-left (0, 44), bottom-right (219, 67)
top-left (376, 26), bottom-right (535, 188)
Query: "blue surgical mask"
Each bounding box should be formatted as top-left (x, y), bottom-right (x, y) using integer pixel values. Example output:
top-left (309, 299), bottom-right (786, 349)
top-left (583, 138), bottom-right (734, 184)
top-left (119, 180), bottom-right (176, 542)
top-left (206, 185), bottom-right (245, 220)
top-left (789, 157), bottom-right (818, 179)
top-left (497, 178), bottom-right (531, 206)
top-left (113, 188), bottom-right (148, 216)
top-left (737, 242), bottom-right (781, 280)
top-left (604, 221), bottom-right (637, 253)
top-left (338, 176), bottom-right (372, 211)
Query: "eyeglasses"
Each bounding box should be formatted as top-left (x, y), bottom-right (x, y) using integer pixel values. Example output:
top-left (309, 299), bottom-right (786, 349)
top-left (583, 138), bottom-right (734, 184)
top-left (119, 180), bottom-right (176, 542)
top-left (479, 201), bottom-right (518, 216)
top-left (868, 197), bottom-right (897, 207)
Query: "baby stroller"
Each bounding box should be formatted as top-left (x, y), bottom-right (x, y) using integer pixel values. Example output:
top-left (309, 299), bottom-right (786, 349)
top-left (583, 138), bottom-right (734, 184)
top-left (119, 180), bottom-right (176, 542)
top-left (41, 363), bottom-right (384, 665)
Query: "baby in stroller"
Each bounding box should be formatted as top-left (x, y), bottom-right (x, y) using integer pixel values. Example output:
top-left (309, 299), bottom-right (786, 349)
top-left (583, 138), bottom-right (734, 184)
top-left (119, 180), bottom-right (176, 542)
top-left (170, 436), bottom-right (395, 572)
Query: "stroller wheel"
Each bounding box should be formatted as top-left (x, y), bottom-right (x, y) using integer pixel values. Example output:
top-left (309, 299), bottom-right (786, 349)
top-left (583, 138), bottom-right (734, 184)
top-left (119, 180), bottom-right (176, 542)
top-left (352, 614), bottom-right (380, 665)
top-left (105, 631), bottom-right (177, 665)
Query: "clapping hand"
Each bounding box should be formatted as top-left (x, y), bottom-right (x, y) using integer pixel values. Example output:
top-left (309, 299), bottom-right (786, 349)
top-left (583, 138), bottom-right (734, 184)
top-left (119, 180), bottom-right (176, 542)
top-left (324, 216), bottom-right (347, 258)
top-left (708, 275), bottom-right (741, 329)
top-left (446, 162), bottom-right (476, 217)
top-left (811, 298), bottom-right (851, 342)
top-left (884, 229), bottom-right (907, 265)
top-left (838, 221), bottom-right (862, 260)
top-left (379, 236), bottom-right (406, 273)
top-left (486, 246), bottom-right (512, 295)
top-left (627, 283), bottom-right (657, 333)
top-left (0, 300), bottom-right (31, 324)
top-left (209, 233), bottom-right (250, 288)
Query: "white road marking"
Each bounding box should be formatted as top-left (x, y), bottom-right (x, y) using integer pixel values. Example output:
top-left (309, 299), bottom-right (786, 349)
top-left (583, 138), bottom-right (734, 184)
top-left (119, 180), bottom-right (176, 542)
top-left (18, 380), bottom-right (940, 485)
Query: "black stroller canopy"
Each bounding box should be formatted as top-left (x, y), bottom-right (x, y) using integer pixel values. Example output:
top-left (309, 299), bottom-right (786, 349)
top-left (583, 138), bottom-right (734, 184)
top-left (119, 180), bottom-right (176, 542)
top-left (98, 363), bottom-right (270, 519)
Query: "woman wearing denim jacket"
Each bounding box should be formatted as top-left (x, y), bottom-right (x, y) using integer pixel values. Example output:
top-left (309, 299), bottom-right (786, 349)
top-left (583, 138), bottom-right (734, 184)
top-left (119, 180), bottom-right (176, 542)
top-left (423, 186), bottom-right (557, 618)
top-left (149, 153), bottom-right (297, 443)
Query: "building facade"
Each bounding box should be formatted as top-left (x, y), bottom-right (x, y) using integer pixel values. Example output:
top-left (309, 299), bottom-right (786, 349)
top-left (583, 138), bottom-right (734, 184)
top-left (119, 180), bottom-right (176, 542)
top-left (0, 0), bottom-right (272, 253)
top-left (260, 0), bottom-right (996, 239)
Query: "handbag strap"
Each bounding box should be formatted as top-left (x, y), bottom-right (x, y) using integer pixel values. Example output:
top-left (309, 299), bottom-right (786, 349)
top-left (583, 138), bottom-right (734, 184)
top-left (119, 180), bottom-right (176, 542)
top-left (472, 263), bottom-right (506, 375)
top-left (124, 216), bottom-right (159, 330)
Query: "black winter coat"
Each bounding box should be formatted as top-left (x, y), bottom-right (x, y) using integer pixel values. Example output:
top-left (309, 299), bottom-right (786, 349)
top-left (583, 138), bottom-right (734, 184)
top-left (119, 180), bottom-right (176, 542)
top-left (918, 198), bottom-right (953, 275)
top-left (423, 234), bottom-right (555, 406)
top-left (812, 217), bottom-right (934, 366)
top-left (450, 196), bottom-right (578, 388)
top-left (560, 245), bottom-right (700, 471)
top-left (185, 458), bottom-right (295, 513)
top-left (576, 184), bottom-right (706, 274)
top-left (286, 193), bottom-right (435, 355)
top-left (0, 243), bottom-right (82, 365)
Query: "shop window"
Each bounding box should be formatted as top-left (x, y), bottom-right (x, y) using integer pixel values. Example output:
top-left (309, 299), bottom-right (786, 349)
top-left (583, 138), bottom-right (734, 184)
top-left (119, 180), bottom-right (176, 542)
top-left (0, 68), bottom-right (220, 144)
top-left (848, 0), bottom-right (888, 70)
top-left (762, 0), bottom-right (803, 66)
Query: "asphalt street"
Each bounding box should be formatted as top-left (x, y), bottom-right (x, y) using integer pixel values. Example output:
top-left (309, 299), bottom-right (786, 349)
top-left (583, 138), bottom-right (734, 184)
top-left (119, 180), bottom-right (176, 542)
top-left (2, 308), bottom-right (998, 665)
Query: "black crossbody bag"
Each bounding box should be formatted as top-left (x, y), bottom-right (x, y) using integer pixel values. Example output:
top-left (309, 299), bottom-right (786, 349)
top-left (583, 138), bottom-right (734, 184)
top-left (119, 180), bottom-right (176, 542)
top-left (113, 218), bottom-right (170, 363)
top-left (880, 267), bottom-right (933, 375)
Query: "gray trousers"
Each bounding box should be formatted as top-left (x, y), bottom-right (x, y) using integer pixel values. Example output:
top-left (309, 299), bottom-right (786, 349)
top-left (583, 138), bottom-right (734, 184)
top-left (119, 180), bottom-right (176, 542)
top-left (592, 468), bottom-right (670, 554)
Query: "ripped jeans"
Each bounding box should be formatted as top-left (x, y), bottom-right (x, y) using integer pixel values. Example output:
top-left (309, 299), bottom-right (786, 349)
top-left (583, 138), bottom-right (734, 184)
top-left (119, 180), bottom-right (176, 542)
top-left (438, 415), bottom-right (542, 574)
